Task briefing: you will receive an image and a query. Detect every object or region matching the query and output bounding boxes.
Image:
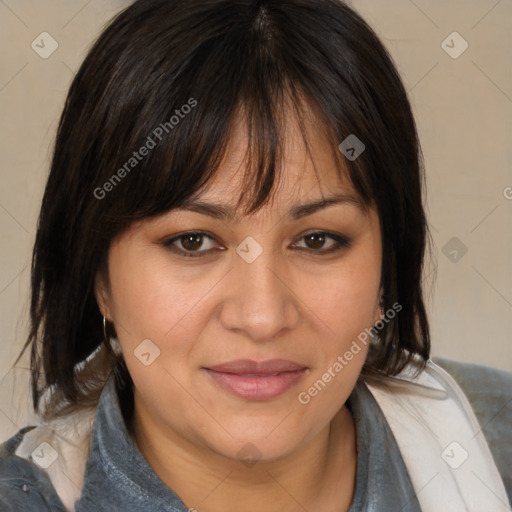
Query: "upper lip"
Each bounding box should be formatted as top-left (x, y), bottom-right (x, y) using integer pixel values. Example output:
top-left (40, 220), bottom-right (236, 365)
top-left (204, 359), bottom-right (307, 375)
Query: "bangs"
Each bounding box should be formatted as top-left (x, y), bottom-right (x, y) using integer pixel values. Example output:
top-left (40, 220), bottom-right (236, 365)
top-left (92, 2), bottom-right (376, 230)
top-left (136, 89), bottom-right (365, 220)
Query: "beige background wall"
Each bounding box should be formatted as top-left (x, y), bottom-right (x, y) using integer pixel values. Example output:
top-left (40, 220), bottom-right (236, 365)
top-left (0, 0), bottom-right (511, 439)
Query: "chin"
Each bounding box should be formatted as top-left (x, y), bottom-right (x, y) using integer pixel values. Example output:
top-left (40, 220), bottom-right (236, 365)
top-left (200, 418), bottom-right (311, 466)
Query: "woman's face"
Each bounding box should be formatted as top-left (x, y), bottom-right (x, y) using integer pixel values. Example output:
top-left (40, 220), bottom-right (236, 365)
top-left (96, 113), bottom-right (382, 464)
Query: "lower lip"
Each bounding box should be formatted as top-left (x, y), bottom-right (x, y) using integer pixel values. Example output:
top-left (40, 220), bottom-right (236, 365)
top-left (203, 368), bottom-right (308, 400)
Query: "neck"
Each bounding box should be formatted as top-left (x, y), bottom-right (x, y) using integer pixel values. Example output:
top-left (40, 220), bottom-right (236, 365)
top-left (131, 396), bottom-right (357, 512)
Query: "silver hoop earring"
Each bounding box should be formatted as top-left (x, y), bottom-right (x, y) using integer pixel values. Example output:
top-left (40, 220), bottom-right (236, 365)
top-left (103, 316), bottom-right (110, 348)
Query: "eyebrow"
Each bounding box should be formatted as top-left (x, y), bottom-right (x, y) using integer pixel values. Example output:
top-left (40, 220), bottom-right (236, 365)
top-left (178, 193), bottom-right (366, 221)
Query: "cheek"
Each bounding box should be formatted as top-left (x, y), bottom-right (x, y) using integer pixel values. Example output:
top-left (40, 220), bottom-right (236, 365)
top-left (292, 238), bottom-right (380, 406)
top-left (107, 245), bottom-right (210, 341)
top-left (305, 270), bottom-right (378, 332)
top-left (292, 266), bottom-right (377, 422)
top-left (106, 244), bottom-right (227, 398)
top-left (301, 254), bottom-right (381, 346)
top-left (106, 249), bottom-right (208, 402)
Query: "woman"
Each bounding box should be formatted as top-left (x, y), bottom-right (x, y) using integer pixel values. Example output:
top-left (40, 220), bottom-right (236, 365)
top-left (1, 0), bottom-right (510, 511)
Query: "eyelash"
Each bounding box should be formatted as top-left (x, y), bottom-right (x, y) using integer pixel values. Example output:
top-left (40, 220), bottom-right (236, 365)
top-left (162, 230), bottom-right (352, 258)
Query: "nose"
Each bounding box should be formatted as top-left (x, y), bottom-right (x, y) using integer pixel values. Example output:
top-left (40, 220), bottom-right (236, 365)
top-left (218, 250), bottom-right (302, 342)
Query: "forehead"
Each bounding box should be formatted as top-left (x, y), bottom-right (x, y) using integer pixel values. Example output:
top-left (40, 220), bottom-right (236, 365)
top-left (191, 104), bottom-right (354, 212)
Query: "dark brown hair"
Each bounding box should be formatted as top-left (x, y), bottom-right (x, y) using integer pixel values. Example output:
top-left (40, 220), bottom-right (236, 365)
top-left (16, 0), bottom-right (431, 420)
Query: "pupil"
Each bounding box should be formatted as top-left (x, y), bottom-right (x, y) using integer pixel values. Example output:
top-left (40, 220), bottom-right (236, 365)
top-left (306, 233), bottom-right (325, 249)
top-left (182, 234), bottom-right (202, 251)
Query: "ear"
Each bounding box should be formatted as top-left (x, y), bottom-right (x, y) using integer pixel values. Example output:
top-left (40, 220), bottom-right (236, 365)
top-left (94, 271), bottom-right (112, 320)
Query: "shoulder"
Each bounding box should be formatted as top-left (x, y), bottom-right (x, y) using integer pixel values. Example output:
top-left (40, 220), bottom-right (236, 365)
top-left (0, 401), bottom-right (97, 511)
top-left (433, 357), bottom-right (512, 504)
top-left (0, 427), bottom-right (67, 511)
top-left (433, 357), bottom-right (512, 427)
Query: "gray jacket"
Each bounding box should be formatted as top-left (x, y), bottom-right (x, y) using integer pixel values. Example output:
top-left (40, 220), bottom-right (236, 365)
top-left (0, 357), bottom-right (511, 511)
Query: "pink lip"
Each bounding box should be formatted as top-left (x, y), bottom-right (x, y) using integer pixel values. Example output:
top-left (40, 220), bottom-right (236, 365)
top-left (203, 359), bottom-right (308, 400)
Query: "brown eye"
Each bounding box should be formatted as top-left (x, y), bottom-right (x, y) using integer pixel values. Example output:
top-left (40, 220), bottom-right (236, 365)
top-left (293, 231), bottom-right (351, 254)
top-left (163, 231), bottom-right (219, 257)
top-left (304, 233), bottom-right (327, 250)
top-left (180, 233), bottom-right (204, 251)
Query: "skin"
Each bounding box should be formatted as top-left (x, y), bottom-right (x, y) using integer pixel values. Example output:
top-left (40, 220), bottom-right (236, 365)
top-left (95, 108), bottom-right (383, 512)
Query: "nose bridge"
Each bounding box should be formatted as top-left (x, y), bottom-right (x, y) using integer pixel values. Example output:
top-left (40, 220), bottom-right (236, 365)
top-left (240, 251), bottom-right (282, 303)
top-left (219, 245), bottom-right (301, 341)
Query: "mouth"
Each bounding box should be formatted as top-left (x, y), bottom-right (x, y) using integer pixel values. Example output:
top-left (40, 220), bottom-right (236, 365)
top-left (202, 359), bottom-right (309, 400)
